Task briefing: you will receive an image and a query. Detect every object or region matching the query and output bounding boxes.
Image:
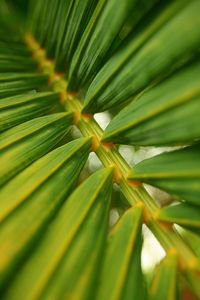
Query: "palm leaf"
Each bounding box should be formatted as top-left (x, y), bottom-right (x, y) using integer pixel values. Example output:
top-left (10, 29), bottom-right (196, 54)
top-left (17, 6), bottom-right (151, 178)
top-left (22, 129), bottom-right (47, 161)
top-left (0, 0), bottom-right (200, 299)
top-left (0, 112), bottom-right (73, 186)
top-left (0, 91), bottom-right (60, 131)
top-left (103, 62), bottom-right (200, 146)
top-left (55, 0), bottom-right (98, 72)
top-left (157, 203), bottom-right (200, 232)
top-left (68, 0), bottom-right (158, 91)
top-left (96, 206), bottom-right (145, 300)
top-left (149, 253), bottom-right (178, 300)
top-left (128, 145), bottom-right (200, 205)
top-left (83, 1), bottom-right (199, 113)
top-left (0, 137), bottom-right (91, 289)
top-left (3, 168), bottom-right (113, 299)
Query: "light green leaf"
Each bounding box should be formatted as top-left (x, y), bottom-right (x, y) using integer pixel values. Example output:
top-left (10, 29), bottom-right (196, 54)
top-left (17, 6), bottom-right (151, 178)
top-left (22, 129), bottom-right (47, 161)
top-left (149, 253), bottom-right (178, 300)
top-left (96, 206), bottom-right (145, 300)
top-left (103, 61), bottom-right (200, 146)
top-left (0, 112), bottom-right (73, 187)
top-left (3, 168), bottom-right (113, 300)
top-left (128, 145), bottom-right (200, 206)
top-left (179, 228), bottom-right (200, 258)
top-left (0, 137), bottom-right (91, 289)
top-left (83, 1), bottom-right (199, 113)
top-left (185, 270), bottom-right (200, 299)
top-left (157, 203), bottom-right (200, 231)
top-left (0, 91), bottom-right (60, 132)
top-left (68, 0), bottom-right (157, 91)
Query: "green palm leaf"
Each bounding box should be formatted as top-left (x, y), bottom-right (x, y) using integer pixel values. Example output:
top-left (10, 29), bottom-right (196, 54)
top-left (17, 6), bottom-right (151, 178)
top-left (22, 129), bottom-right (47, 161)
top-left (128, 145), bottom-right (200, 205)
top-left (0, 112), bottom-right (73, 186)
top-left (0, 53), bottom-right (37, 72)
top-left (96, 206), bottom-right (145, 300)
top-left (68, 0), bottom-right (157, 91)
top-left (0, 91), bottom-right (60, 131)
top-left (55, 0), bottom-right (98, 72)
top-left (0, 137), bottom-right (91, 289)
top-left (157, 203), bottom-right (200, 232)
top-left (3, 168), bottom-right (112, 299)
top-left (0, 73), bottom-right (48, 98)
top-left (83, 1), bottom-right (200, 113)
top-left (103, 62), bottom-right (200, 146)
top-left (149, 253), bottom-right (178, 300)
top-left (0, 0), bottom-right (200, 298)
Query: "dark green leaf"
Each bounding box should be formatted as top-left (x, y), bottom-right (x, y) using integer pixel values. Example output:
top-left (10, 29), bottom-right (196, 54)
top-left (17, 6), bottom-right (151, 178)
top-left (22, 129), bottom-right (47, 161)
top-left (0, 54), bottom-right (37, 72)
top-left (29, 0), bottom-right (72, 57)
top-left (103, 62), bottom-right (200, 146)
top-left (0, 112), bottom-right (73, 187)
top-left (83, 1), bottom-right (199, 113)
top-left (55, 0), bottom-right (98, 72)
top-left (44, 0), bottom-right (73, 57)
top-left (0, 41), bottom-right (31, 56)
top-left (0, 72), bottom-right (46, 83)
top-left (68, 0), bottom-right (157, 91)
top-left (0, 73), bottom-right (48, 98)
top-left (0, 91), bottom-right (60, 132)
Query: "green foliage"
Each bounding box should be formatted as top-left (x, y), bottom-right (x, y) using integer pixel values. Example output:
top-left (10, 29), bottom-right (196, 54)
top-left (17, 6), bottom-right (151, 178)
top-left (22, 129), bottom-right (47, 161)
top-left (0, 113), bottom-right (73, 186)
top-left (0, 0), bottom-right (200, 299)
top-left (0, 137), bottom-right (91, 290)
top-left (67, 0), bottom-right (157, 90)
top-left (0, 91), bottom-right (60, 131)
top-left (103, 62), bottom-right (200, 145)
top-left (149, 253), bottom-right (178, 300)
top-left (129, 145), bottom-right (200, 205)
top-left (83, 1), bottom-right (200, 113)
top-left (0, 73), bottom-right (48, 98)
top-left (96, 206), bottom-right (145, 300)
top-left (158, 203), bottom-right (200, 232)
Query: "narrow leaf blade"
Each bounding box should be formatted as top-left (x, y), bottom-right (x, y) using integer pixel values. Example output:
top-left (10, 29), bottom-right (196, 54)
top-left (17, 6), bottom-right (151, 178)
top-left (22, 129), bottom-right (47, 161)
top-left (0, 137), bottom-right (91, 288)
top-left (128, 145), bottom-right (200, 206)
top-left (157, 203), bottom-right (200, 231)
top-left (68, 0), bottom-right (157, 91)
top-left (149, 253), bottom-right (178, 300)
top-left (0, 91), bottom-right (60, 132)
top-left (3, 168), bottom-right (113, 299)
top-left (103, 62), bottom-right (200, 146)
top-left (84, 1), bottom-right (199, 113)
top-left (0, 112), bottom-right (73, 186)
top-left (96, 206), bottom-right (145, 300)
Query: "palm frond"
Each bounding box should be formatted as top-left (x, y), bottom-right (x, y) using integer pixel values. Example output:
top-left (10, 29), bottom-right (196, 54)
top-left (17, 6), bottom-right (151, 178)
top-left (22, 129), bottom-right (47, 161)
top-left (0, 0), bottom-right (200, 298)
